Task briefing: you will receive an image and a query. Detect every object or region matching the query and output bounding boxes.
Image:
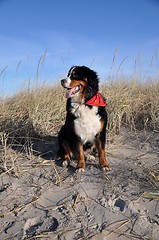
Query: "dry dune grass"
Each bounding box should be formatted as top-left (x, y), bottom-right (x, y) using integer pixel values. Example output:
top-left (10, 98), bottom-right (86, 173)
top-left (102, 79), bottom-right (159, 133)
top-left (0, 85), bottom-right (65, 139)
top-left (1, 78), bottom-right (159, 141)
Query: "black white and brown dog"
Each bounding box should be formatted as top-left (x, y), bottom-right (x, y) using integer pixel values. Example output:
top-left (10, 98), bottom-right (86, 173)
top-left (58, 66), bottom-right (110, 172)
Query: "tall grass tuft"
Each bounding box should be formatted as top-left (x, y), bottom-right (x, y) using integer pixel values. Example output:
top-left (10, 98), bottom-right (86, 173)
top-left (0, 78), bottom-right (159, 144)
top-left (0, 85), bottom-right (65, 141)
top-left (101, 79), bottom-right (159, 134)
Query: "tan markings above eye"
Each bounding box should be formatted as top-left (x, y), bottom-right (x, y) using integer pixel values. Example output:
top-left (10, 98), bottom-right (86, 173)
top-left (72, 71), bottom-right (76, 76)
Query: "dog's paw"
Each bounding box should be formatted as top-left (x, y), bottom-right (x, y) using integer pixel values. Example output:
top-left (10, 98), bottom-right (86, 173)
top-left (102, 166), bottom-right (111, 171)
top-left (62, 159), bottom-right (70, 167)
top-left (76, 168), bottom-right (85, 173)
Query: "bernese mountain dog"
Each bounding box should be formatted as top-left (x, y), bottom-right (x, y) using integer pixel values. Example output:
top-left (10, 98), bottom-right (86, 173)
top-left (58, 66), bottom-right (110, 172)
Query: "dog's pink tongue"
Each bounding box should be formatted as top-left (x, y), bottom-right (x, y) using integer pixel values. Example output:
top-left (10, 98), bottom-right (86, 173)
top-left (65, 86), bottom-right (80, 98)
top-left (65, 88), bottom-right (75, 98)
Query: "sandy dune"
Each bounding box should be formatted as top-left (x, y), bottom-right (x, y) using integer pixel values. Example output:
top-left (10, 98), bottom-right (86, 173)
top-left (0, 128), bottom-right (159, 239)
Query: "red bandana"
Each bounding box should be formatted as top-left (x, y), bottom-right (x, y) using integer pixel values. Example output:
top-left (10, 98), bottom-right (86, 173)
top-left (85, 93), bottom-right (107, 107)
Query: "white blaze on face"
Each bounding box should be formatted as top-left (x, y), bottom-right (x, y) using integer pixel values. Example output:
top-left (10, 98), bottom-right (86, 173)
top-left (68, 66), bottom-right (76, 77)
top-left (64, 66), bottom-right (76, 88)
top-left (64, 77), bottom-right (71, 88)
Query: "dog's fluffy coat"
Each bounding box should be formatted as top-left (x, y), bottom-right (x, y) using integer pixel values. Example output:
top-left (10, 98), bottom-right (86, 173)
top-left (58, 66), bottom-right (110, 171)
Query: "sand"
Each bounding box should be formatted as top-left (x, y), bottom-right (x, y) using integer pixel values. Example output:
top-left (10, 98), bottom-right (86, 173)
top-left (0, 128), bottom-right (159, 240)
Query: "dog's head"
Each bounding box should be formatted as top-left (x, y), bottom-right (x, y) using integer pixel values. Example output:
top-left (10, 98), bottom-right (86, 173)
top-left (61, 66), bottom-right (99, 102)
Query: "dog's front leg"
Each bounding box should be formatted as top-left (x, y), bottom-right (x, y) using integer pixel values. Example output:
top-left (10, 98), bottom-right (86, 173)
top-left (76, 144), bottom-right (85, 172)
top-left (96, 135), bottom-right (110, 171)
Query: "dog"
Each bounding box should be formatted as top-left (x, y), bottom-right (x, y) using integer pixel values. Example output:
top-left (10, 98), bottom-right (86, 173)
top-left (58, 66), bottom-right (110, 172)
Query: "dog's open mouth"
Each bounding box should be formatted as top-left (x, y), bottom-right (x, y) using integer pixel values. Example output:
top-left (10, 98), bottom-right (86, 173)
top-left (65, 85), bottom-right (81, 98)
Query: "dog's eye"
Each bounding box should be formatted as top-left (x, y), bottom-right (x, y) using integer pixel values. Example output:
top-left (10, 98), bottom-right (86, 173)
top-left (71, 76), bottom-right (82, 80)
top-left (71, 75), bottom-right (86, 81)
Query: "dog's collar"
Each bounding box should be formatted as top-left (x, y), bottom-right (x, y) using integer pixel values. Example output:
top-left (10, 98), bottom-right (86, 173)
top-left (85, 93), bottom-right (107, 107)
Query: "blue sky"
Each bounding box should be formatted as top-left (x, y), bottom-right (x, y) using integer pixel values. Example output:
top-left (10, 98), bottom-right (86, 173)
top-left (0, 0), bottom-right (159, 96)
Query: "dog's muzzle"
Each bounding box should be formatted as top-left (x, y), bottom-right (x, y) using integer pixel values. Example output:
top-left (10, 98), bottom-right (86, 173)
top-left (61, 78), bottom-right (71, 88)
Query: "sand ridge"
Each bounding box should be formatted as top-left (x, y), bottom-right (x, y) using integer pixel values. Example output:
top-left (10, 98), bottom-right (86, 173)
top-left (0, 128), bottom-right (159, 239)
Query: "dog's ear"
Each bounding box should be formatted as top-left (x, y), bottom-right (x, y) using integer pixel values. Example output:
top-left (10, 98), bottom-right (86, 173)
top-left (85, 69), bottom-right (99, 101)
top-left (86, 86), bottom-right (97, 101)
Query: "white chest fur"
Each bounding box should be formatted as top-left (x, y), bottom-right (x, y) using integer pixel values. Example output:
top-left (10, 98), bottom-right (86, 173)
top-left (73, 104), bottom-right (101, 144)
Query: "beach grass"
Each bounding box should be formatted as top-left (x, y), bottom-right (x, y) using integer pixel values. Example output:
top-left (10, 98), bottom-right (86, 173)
top-left (0, 77), bottom-right (159, 142)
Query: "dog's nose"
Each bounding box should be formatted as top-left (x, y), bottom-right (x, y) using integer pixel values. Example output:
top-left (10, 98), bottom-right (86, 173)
top-left (61, 79), bottom-right (66, 85)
